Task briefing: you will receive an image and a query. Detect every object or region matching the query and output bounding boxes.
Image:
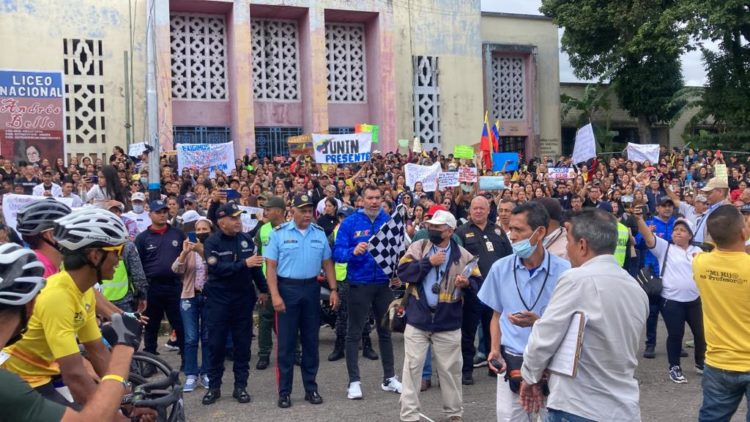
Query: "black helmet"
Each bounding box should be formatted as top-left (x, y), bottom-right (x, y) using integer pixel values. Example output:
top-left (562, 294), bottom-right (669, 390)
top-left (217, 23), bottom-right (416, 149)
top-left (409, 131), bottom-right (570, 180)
top-left (16, 198), bottom-right (72, 236)
top-left (0, 243), bottom-right (45, 306)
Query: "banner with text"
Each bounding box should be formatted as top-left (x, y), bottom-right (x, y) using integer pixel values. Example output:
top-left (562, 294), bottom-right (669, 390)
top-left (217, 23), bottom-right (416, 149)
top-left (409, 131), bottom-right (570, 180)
top-left (478, 176), bottom-right (506, 191)
top-left (458, 167), bottom-right (478, 183)
top-left (288, 134), bottom-right (313, 157)
top-left (626, 143), bottom-right (660, 164)
top-left (548, 168), bottom-right (577, 180)
top-left (453, 145), bottom-right (475, 159)
top-left (438, 171), bottom-right (459, 188)
top-left (128, 142), bottom-right (148, 157)
top-left (177, 142), bottom-right (235, 177)
top-left (2, 194), bottom-right (74, 235)
top-left (405, 162), bottom-right (441, 192)
top-left (313, 133), bottom-right (372, 164)
top-left (0, 70), bottom-right (66, 165)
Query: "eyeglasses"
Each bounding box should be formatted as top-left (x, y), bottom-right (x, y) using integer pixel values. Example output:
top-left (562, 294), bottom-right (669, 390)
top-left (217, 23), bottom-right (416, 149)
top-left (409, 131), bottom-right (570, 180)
top-left (102, 244), bottom-right (124, 258)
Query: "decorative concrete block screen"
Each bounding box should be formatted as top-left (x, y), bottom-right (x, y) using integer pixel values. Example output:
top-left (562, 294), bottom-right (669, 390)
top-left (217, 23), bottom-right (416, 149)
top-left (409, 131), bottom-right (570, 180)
top-left (63, 39), bottom-right (106, 144)
top-left (325, 23), bottom-right (366, 103)
top-left (251, 19), bottom-right (300, 101)
top-left (413, 56), bottom-right (440, 146)
top-left (170, 13), bottom-right (228, 100)
top-left (491, 56), bottom-right (526, 120)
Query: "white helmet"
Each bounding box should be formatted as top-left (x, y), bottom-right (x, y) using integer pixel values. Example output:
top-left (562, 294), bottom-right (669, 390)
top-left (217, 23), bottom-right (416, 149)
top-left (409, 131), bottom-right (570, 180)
top-left (53, 207), bottom-right (129, 251)
top-left (0, 243), bottom-right (46, 306)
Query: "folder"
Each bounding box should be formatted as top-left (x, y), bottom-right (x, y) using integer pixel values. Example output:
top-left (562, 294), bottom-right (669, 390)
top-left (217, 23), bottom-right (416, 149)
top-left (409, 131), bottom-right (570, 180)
top-left (548, 311), bottom-right (587, 377)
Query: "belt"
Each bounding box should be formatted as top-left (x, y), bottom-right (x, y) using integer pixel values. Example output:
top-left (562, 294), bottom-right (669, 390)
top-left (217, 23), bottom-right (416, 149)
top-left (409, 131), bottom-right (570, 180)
top-left (278, 276), bottom-right (317, 285)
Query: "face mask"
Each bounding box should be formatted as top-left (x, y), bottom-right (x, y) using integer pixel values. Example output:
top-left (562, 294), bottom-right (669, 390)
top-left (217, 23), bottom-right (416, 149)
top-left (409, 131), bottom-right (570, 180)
top-left (140, 177), bottom-right (147, 185)
top-left (196, 233), bottom-right (210, 243)
top-left (133, 204), bottom-right (144, 214)
top-left (512, 228), bottom-right (540, 259)
top-left (428, 229), bottom-right (444, 245)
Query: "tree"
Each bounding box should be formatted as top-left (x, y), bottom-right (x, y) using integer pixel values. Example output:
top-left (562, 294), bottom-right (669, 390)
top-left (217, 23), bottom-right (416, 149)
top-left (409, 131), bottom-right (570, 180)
top-left (560, 84), bottom-right (622, 152)
top-left (541, 0), bottom-right (687, 144)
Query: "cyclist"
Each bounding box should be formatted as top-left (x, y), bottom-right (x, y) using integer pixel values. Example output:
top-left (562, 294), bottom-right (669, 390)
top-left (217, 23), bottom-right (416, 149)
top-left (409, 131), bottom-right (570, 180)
top-left (2, 208), bottom-right (130, 406)
top-left (0, 242), bottom-right (146, 421)
top-left (15, 199), bottom-right (127, 321)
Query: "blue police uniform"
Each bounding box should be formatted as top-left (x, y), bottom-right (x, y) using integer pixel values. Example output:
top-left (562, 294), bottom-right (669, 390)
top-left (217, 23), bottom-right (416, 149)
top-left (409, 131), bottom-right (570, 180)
top-left (264, 211), bottom-right (332, 399)
top-left (203, 202), bottom-right (267, 400)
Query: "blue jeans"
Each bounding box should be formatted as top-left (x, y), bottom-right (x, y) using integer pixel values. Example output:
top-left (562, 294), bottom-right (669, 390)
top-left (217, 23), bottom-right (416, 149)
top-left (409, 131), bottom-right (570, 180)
top-left (700, 364), bottom-right (750, 421)
top-left (546, 409), bottom-right (596, 422)
top-left (180, 295), bottom-right (210, 376)
top-left (422, 345), bottom-right (432, 380)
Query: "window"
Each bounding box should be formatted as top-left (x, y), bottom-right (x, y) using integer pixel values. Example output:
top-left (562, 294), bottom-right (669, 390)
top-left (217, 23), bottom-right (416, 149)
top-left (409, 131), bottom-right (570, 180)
top-left (254, 127), bottom-right (303, 158)
top-left (413, 56), bottom-right (440, 146)
top-left (491, 56), bottom-right (526, 120)
top-left (326, 23), bottom-right (366, 103)
top-left (170, 13), bottom-right (228, 100)
top-left (63, 39), bottom-right (106, 144)
top-left (173, 126), bottom-right (231, 146)
top-left (252, 19), bottom-right (300, 101)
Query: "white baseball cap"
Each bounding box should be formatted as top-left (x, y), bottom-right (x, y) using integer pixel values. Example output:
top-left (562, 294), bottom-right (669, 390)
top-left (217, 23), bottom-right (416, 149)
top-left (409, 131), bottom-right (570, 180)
top-left (424, 210), bottom-right (457, 229)
top-left (181, 210), bottom-right (200, 224)
top-left (131, 192), bottom-right (146, 202)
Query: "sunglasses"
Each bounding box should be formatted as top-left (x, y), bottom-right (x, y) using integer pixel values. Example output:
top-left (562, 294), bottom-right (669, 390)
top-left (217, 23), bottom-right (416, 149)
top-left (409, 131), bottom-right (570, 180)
top-left (101, 244), bottom-right (124, 258)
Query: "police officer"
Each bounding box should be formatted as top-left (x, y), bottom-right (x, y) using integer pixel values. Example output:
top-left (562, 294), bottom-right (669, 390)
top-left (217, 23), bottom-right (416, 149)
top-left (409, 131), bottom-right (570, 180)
top-left (264, 194), bottom-right (339, 409)
top-left (201, 201), bottom-right (268, 406)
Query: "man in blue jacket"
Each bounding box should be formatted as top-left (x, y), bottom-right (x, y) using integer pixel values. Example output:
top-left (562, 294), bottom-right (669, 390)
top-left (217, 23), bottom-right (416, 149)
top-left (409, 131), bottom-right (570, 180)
top-left (333, 184), bottom-right (402, 400)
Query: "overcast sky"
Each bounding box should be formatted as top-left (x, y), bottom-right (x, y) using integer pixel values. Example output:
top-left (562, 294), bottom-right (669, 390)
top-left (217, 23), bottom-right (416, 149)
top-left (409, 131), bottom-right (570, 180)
top-left (481, 0), bottom-right (708, 86)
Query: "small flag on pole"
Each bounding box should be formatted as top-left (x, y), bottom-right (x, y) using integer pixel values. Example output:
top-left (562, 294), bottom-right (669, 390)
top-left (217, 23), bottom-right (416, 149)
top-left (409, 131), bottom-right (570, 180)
top-left (367, 205), bottom-right (407, 278)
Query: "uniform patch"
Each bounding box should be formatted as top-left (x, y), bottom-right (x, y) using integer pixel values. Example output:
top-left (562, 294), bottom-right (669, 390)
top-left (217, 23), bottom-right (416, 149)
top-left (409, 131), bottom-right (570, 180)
top-left (284, 239), bottom-right (298, 244)
top-left (466, 232), bottom-right (475, 238)
top-left (172, 240), bottom-right (179, 247)
top-left (241, 240), bottom-right (248, 248)
top-left (354, 230), bottom-right (371, 237)
top-left (207, 256), bottom-right (218, 265)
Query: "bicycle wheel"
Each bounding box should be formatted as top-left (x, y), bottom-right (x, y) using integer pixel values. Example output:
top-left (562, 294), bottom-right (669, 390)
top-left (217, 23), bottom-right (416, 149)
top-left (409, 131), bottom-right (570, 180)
top-left (130, 352), bottom-right (175, 380)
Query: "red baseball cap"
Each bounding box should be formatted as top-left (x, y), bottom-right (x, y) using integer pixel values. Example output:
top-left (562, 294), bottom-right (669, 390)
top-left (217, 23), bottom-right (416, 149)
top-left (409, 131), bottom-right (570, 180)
top-left (426, 204), bottom-right (447, 217)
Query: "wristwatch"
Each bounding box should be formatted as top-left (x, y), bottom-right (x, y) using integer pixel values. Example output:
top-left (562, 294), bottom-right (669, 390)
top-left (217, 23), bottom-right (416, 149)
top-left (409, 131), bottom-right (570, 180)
top-left (329, 286), bottom-right (338, 292)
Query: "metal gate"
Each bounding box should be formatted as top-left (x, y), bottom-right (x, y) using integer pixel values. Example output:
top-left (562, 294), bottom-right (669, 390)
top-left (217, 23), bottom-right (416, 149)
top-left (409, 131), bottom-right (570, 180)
top-left (173, 126), bottom-right (231, 146)
top-left (254, 127), bottom-right (303, 159)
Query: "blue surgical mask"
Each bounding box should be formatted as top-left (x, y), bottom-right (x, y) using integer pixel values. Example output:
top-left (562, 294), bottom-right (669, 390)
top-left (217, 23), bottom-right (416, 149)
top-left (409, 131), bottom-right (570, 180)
top-left (512, 228), bottom-right (540, 259)
top-left (133, 204), bottom-right (144, 214)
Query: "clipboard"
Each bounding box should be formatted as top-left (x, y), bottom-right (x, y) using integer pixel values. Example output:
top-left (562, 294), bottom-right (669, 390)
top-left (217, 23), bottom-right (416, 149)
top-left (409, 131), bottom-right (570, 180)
top-left (548, 311), bottom-right (587, 377)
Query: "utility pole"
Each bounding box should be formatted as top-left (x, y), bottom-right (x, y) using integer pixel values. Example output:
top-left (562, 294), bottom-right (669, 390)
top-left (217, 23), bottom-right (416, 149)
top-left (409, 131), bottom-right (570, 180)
top-left (145, 0), bottom-right (160, 201)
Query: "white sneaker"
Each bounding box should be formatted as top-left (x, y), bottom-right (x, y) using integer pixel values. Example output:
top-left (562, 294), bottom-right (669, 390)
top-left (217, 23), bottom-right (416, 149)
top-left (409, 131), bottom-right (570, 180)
top-left (347, 381), bottom-right (363, 400)
top-left (381, 376), bottom-right (402, 394)
top-left (184, 375), bottom-right (198, 392)
top-left (200, 374), bottom-right (210, 389)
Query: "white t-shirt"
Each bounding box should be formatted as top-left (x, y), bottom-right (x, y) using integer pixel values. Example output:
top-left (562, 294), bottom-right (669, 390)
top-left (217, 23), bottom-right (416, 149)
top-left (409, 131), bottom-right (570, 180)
top-left (122, 211), bottom-right (152, 234)
top-left (316, 197), bottom-right (342, 217)
top-left (650, 236), bottom-right (702, 302)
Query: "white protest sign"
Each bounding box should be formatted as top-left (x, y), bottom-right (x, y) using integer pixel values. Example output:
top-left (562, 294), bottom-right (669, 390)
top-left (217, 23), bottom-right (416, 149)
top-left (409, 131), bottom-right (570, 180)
top-left (405, 162), bottom-right (441, 192)
top-left (478, 176), bottom-right (506, 191)
top-left (548, 168), bottom-right (577, 180)
top-left (177, 142), bottom-right (235, 177)
top-left (572, 123), bottom-right (596, 164)
top-left (2, 194), bottom-right (74, 234)
top-left (626, 143), bottom-right (660, 164)
top-left (312, 133), bottom-right (372, 164)
top-left (458, 167), bottom-right (478, 183)
top-left (128, 142), bottom-right (148, 157)
top-left (237, 206), bottom-right (264, 233)
top-left (438, 172), bottom-right (459, 188)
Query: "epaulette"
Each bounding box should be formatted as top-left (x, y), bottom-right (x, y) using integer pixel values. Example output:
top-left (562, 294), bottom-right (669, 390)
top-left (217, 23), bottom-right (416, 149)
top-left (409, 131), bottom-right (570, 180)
top-left (311, 223), bottom-right (323, 230)
top-left (274, 222), bottom-right (290, 231)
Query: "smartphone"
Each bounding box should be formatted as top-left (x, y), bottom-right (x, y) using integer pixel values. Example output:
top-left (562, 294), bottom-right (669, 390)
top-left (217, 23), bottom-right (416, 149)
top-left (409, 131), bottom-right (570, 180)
top-left (90, 175), bottom-right (98, 184)
top-left (490, 359), bottom-right (504, 371)
top-left (622, 195), bottom-right (634, 204)
top-left (512, 312), bottom-right (524, 317)
top-left (187, 232), bottom-right (197, 243)
top-left (222, 189), bottom-right (240, 200)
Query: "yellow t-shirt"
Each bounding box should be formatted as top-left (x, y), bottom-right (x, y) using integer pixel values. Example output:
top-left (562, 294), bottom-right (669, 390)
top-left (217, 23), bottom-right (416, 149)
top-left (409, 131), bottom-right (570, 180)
top-left (692, 250), bottom-right (750, 372)
top-left (1, 271), bottom-right (100, 387)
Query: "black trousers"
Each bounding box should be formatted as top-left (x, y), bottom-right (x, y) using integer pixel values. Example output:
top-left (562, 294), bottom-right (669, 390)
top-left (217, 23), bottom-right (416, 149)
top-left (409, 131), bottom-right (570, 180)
top-left (461, 289), bottom-right (492, 375)
top-left (345, 283), bottom-right (395, 383)
top-left (143, 281), bottom-right (184, 357)
top-left (661, 297), bottom-right (706, 368)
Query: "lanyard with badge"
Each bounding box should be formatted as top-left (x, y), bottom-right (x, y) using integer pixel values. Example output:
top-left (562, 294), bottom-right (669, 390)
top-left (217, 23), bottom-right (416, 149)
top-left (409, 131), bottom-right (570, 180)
top-left (430, 246), bottom-right (450, 294)
top-left (483, 234), bottom-right (494, 252)
top-left (513, 252), bottom-right (551, 312)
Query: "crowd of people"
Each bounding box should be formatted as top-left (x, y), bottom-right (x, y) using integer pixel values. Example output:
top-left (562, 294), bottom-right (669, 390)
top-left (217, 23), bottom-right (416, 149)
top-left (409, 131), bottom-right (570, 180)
top-left (0, 143), bottom-right (748, 421)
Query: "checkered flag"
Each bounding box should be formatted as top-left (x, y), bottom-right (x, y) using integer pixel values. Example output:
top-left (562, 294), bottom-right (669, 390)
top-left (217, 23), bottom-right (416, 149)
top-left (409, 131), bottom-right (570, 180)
top-left (367, 204), bottom-right (407, 278)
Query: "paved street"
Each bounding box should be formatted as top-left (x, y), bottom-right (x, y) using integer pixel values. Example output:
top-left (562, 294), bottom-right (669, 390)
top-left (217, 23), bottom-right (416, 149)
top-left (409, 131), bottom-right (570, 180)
top-left (156, 322), bottom-right (746, 422)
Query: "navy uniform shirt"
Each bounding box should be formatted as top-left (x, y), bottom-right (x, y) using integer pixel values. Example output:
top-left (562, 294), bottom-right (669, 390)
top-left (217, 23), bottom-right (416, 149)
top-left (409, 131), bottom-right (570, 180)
top-left (264, 221), bottom-right (331, 279)
top-left (204, 231), bottom-right (268, 293)
top-left (135, 226), bottom-right (185, 282)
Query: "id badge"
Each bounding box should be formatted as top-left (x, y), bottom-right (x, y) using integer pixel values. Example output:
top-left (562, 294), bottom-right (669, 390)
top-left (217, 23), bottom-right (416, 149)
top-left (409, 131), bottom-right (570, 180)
top-left (486, 241), bottom-right (494, 252)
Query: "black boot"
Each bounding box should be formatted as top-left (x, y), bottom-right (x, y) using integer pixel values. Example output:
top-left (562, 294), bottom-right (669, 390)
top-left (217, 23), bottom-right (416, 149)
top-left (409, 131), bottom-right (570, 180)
top-left (362, 335), bottom-right (379, 361)
top-left (328, 336), bottom-right (345, 361)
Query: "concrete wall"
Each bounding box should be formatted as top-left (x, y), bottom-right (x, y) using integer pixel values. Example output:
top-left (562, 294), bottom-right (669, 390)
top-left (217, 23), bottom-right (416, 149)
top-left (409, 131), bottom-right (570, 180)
top-left (0, 0), bottom-right (147, 160)
top-left (481, 13), bottom-right (561, 157)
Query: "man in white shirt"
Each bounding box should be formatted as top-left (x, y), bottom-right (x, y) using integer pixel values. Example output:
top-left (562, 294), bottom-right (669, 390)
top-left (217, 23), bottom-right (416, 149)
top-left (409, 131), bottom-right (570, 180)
top-left (60, 180), bottom-right (84, 208)
top-left (664, 187), bottom-right (708, 226)
top-left (316, 185), bottom-right (342, 217)
top-left (123, 192), bottom-right (152, 234)
top-left (31, 170), bottom-right (63, 197)
top-left (519, 208), bottom-right (649, 422)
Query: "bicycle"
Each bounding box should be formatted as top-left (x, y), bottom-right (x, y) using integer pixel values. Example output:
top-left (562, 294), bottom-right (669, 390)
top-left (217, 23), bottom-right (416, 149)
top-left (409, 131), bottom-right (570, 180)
top-left (122, 370), bottom-right (185, 422)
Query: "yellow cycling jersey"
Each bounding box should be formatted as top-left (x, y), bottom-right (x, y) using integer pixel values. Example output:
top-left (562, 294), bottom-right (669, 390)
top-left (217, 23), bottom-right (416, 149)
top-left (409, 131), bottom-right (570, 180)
top-left (1, 271), bottom-right (100, 388)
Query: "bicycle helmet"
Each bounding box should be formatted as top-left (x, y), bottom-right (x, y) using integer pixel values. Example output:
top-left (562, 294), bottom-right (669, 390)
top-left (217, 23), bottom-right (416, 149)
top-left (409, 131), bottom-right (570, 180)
top-left (0, 243), bottom-right (46, 306)
top-left (16, 198), bottom-right (72, 236)
top-left (54, 207), bottom-right (128, 251)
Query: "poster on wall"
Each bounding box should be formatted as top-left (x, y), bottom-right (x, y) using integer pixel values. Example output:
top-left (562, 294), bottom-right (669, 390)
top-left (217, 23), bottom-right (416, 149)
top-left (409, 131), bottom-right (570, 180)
top-left (0, 70), bottom-right (66, 165)
top-left (312, 133), bottom-right (372, 164)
